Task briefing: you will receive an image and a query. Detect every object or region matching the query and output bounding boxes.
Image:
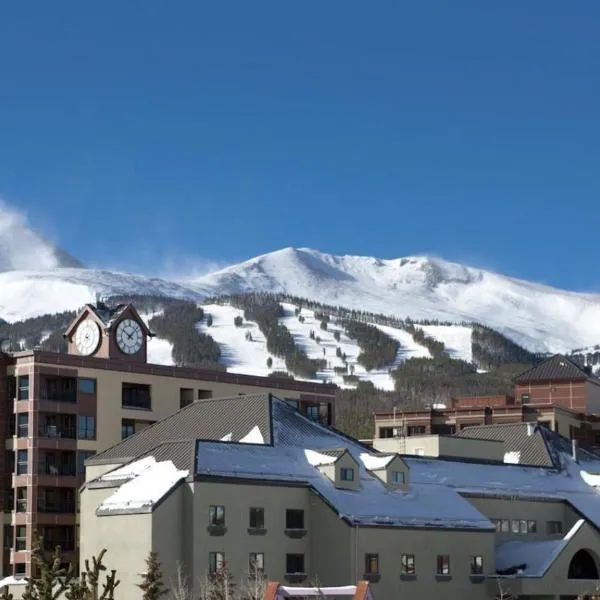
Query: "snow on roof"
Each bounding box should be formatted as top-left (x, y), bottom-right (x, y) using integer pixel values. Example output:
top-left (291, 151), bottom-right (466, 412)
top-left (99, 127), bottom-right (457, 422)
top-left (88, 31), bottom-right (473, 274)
top-left (0, 576), bottom-right (26, 589)
top-left (98, 458), bottom-right (188, 513)
top-left (100, 456), bottom-right (157, 481)
top-left (580, 469), bottom-right (600, 488)
top-left (360, 452), bottom-right (395, 470)
top-left (194, 399), bottom-right (600, 531)
top-left (239, 425), bottom-right (265, 444)
top-left (504, 451), bottom-right (521, 464)
top-left (495, 520), bottom-right (585, 577)
top-left (304, 449), bottom-right (337, 466)
top-left (220, 433), bottom-right (233, 442)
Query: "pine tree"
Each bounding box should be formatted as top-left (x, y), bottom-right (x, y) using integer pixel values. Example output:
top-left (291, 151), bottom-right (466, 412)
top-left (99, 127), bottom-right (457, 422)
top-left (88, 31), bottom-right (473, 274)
top-left (137, 551), bottom-right (167, 600)
top-left (27, 532), bottom-right (75, 600)
top-left (334, 331), bottom-right (341, 342)
top-left (266, 357), bottom-right (273, 369)
top-left (206, 314), bottom-right (213, 327)
top-left (66, 548), bottom-right (120, 600)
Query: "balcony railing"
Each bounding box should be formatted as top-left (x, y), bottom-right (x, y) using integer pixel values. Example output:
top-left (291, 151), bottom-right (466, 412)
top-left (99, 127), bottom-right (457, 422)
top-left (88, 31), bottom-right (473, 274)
top-left (38, 462), bottom-right (76, 477)
top-left (43, 538), bottom-right (75, 552)
top-left (37, 501), bottom-right (75, 514)
top-left (39, 390), bottom-right (77, 403)
top-left (38, 425), bottom-right (76, 439)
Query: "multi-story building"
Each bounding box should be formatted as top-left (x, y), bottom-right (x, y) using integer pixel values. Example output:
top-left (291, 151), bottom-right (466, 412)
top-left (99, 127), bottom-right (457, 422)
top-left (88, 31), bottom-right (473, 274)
top-left (373, 354), bottom-right (600, 448)
top-left (76, 392), bottom-right (600, 600)
top-left (0, 302), bottom-right (336, 579)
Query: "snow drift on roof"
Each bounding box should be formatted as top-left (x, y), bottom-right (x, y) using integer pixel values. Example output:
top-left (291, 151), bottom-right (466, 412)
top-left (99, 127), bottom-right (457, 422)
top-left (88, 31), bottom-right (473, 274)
top-left (304, 449), bottom-right (337, 467)
top-left (98, 458), bottom-right (188, 512)
top-left (495, 520), bottom-right (585, 577)
top-left (360, 453), bottom-right (395, 470)
top-left (100, 456), bottom-right (156, 481)
top-left (240, 425), bottom-right (265, 444)
top-left (504, 451), bottom-right (521, 464)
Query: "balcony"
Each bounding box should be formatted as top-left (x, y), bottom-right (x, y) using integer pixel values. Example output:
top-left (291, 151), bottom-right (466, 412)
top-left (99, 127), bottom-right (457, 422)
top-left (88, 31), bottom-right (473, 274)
top-left (42, 538), bottom-right (75, 552)
top-left (38, 461), bottom-right (76, 477)
top-left (37, 501), bottom-right (75, 514)
top-left (38, 424), bottom-right (76, 440)
top-left (39, 377), bottom-right (77, 404)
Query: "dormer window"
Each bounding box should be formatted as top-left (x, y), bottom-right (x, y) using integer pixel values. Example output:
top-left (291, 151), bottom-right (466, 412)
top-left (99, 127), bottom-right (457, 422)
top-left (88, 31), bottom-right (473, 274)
top-left (391, 471), bottom-right (405, 485)
top-left (340, 467), bottom-right (354, 482)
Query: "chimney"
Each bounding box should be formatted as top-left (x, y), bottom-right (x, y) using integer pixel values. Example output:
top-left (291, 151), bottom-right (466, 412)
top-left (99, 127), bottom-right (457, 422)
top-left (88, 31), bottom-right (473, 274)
top-left (572, 439), bottom-right (579, 463)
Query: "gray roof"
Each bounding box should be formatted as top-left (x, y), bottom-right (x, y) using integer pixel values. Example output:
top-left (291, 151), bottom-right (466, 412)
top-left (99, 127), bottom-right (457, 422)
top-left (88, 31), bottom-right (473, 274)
top-left (456, 422), bottom-right (554, 467)
top-left (88, 392), bottom-right (273, 465)
top-left (515, 354), bottom-right (594, 384)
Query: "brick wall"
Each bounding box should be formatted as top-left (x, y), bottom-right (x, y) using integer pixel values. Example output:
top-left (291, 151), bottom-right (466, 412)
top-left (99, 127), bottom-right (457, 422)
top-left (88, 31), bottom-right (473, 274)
top-left (515, 381), bottom-right (586, 411)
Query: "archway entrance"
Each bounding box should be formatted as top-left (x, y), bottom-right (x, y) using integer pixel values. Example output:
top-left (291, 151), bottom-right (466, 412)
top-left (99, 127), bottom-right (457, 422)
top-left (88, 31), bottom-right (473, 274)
top-left (568, 549), bottom-right (599, 580)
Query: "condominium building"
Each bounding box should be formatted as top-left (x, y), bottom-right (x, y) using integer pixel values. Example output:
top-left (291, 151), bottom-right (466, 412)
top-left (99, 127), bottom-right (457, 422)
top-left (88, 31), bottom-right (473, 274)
top-left (373, 354), bottom-right (600, 449)
top-left (79, 392), bottom-right (600, 600)
top-left (0, 302), bottom-right (336, 578)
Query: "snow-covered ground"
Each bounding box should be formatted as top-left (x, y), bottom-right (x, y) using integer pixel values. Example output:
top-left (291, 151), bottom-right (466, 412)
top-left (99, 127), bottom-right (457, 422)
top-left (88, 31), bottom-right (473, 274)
top-left (147, 338), bottom-right (175, 366)
top-left (420, 324), bottom-right (473, 363)
top-left (198, 304), bottom-right (287, 376)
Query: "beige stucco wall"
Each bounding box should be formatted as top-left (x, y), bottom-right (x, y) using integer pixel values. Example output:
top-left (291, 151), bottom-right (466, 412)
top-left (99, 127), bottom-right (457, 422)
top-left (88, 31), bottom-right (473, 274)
top-left (466, 496), bottom-right (579, 541)
top-left (374, 435), bottom-right (503, 461)
top-left (54, 363), bottom-right (330, 456)
top-left (192, 480), bottom-right (313, 590)
top-left (80, 484), bottom-right (152, 598)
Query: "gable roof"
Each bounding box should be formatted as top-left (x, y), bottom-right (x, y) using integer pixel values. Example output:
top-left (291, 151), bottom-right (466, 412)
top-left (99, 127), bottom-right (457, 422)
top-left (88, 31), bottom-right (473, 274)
top-left (64, 302), bottom-right (154, 338)
top-left (455, 422), bottom-right (554, 467)
top-left (514, 354), bottom-right (595, 384)
top-left (87, 392), bottom-right (273, 465)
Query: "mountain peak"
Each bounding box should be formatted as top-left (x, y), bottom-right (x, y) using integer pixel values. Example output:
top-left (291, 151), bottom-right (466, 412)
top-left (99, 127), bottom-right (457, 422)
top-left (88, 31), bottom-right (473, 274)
top-left (0, 203), bottom-right (83, 272)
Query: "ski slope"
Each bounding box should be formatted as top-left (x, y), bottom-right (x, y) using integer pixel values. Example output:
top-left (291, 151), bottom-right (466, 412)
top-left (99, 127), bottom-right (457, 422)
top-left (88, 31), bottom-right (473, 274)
top-left (420, 325), bottom-right (473, 363)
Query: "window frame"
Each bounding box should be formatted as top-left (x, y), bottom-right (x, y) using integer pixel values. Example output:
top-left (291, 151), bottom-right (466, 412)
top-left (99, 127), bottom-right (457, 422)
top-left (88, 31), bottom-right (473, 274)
top-left (391, 470), bottom-right (405, 485)
top-left (340, 467), bottom-right (354, 482)
top-left (285, 553), bottom-right (305, 575)
top-left (469, 555), bottom-right (484, 575)
top-left (285, 509), bottom-right (305, 530)
top-left (547, 520), bottom-right (563, 535)
top-left (78, 415), bottom-right (96, 440)
top-left (401, 553), bottom-right (415, 575)
top-left (208, 552), bottom-right (225, 574)
top-left (17, 413), bottom-right (28, 438)
top-left (436, 554), bottom-right (450, 576)
top-left (15, 525), bottom-right (27, 551)
top-left (16, 449), bottom-right (28, 475)
top-left (249, 507), bottom-right (264, 529)
top-left (364, 553), bottom-right (379, 575)
top-left (121, 419), bottom-right (135, 440)
top-left (248, 552), bottom-right (265, 575)
top-left (17, 376), bottom-right (29, 401)
top-left (209, 505), bottom-right (225, 527)
top-left (78, 378), bottom-right (97, 395)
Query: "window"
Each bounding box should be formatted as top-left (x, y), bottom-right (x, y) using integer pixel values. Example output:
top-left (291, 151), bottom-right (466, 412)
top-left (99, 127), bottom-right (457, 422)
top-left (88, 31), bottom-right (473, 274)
top-left (365, 554), bottom-right (379, 574)
top-left (78, 379), bottom-right (96, 394)
top-left (527, 520), bottom-right (537, 533)
top-left (209, 552), bottom-right (224, 574)
top-left (305, 404), bottom-right (320, 421)
top-left (437, 555), bottom-right (450, 575)
top-left (122, 383), bottom-right (151, 410)
top-left (17, 376), bottom-right (29, 401)
top-left (286, 554), bottom-right (305, 574)
top-left (286, 509), bottom-right (304, 529)
top-left (407, 426), bottom-right (426, 436)
top-left (249, 507), bottom-right (264, 529)
top-left (470, 555), bottom-right (483, 575)
top-left (179, 388), bottom-right (194, 409)
top-left (511, 520), bottom-right (520, 534)
top-left (7, 376), bottom-right (16, 402)
top-left (17, 413), bottom-right (28, 438)
top-left (15, 563), bottom-right (26, 576)
top-left (3, 525), bottom-right (13, 549)
top-left (379, 427), bottom-right (394, 438)
top-left (248, 552), bottom-right (264, 575)
top-left (547, 520), bottom-right (563, 535)
top-left (16, 488), bottom-right (27, 513)
top-left (77, 451), bottom-right (95, 476)
top-left (413, 448), bottom-right (425, 456)
top-left (15, 525), bottom-right (26, 551)
top-left (17, 450), bottom-right (28, 475)
top-left (521, 394), bottom-right (530, 404)
top-left (519, 519), bottom-right (528, 534)
top-left (197, 389), bottom-right (213, 400)
top-left (121, 419), bottom-right (135, 440)
top-left (391, 471), bottom-right (405, 485)
top-left (340, 467), bottom-right (354, 481)
top-left (401, 554), bottom-right (415, 575)
top-left (78, 416), bottom-right (96, 440)
top-left (209, 505), bottom-right (225, 526)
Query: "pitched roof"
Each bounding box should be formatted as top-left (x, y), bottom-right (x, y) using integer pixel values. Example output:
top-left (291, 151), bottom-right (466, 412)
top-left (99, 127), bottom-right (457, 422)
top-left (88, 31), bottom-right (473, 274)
top-left (514, 354), bottom-right (594, 384)
top-left (64, 302), bottom-right (154, 337)
top-left (456, 422), bottom-right (554, 467)
top-left (87, 392), bottom-right (273, 465)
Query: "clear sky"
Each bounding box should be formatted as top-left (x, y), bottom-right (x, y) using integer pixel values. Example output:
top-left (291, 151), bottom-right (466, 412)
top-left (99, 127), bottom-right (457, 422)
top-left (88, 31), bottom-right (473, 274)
top-left (1, 2), bottom-right (599, 289)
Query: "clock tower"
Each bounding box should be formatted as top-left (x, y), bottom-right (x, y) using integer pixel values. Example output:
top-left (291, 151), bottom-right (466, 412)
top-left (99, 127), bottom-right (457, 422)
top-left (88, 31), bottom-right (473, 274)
top-left (64, 302), bottom-right (154, 363)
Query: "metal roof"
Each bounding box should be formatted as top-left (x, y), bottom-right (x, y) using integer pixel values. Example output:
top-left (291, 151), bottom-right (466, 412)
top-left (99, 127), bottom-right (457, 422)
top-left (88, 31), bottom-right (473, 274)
top-left (515, 354), bottom-right (595, 384)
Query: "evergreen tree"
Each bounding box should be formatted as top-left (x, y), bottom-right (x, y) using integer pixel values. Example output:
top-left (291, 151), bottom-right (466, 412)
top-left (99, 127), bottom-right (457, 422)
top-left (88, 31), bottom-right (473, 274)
top-left (234, 316), bottom-right (243, 327)
top-left (66, 548), bottom-right (119, 600)
top-left (206, 314), bottom-right (213, 327)
top-left (266, 357), bottom-right (273, 369)
top-left (333, 331), bottom-right (341, 342)
top-left (137, 551), bottom-right (167, 600)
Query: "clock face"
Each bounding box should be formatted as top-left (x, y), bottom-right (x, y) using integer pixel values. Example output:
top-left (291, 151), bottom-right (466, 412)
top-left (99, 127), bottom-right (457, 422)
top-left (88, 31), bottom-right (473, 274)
top-left (74, 319), bottom-right (101, 356)
top-left (115, 318), bottom-right (144, 355)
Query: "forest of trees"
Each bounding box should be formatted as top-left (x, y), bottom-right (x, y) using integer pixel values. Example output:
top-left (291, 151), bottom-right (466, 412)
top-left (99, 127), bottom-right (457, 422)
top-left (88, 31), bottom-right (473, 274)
top-left (341, 320), bottom-right (399, 371)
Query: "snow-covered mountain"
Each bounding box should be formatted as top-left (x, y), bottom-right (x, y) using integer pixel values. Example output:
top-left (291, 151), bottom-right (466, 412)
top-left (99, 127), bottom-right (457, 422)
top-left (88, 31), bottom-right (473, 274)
top-left (189, 247), bottom-right (600, 354)
top-left (0, 203), bottom-right (82, 272)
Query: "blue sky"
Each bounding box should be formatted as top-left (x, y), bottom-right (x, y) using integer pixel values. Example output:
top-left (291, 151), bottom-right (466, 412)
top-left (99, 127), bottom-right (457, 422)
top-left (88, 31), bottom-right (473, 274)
top-left (1, 2), bottom-right (599, 289)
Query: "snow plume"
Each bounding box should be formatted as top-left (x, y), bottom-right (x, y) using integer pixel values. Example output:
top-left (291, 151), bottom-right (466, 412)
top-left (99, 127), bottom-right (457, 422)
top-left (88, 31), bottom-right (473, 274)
top-left (0, 199), bottom-right (81, 272)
